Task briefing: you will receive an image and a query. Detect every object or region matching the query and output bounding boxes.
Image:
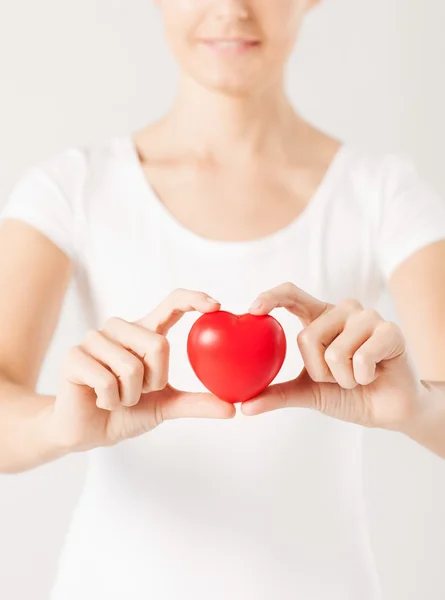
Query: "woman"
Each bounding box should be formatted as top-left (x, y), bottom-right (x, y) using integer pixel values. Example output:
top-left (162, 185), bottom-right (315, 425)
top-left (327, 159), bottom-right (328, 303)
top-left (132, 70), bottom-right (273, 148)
top-left (0, 1), bottom-right (444, 598)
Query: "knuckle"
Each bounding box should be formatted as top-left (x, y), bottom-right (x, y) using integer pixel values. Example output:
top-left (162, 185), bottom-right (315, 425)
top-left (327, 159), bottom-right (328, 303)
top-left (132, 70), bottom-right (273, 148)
top-left (63, 346), bottom-right (83, 372)
top-left (282, 281), bottom-right (296, 293)
top-left (341, 297), bottom-right (362, 311)
top-left (65, 345), bottom-right (81, 363)
top-left (354, 349), bottom-right (368, 363)
top-left (378, 319), bottom-right (399, 334)
top-left (310, 369), bottom-right (330, 383)
top-left (149, 370), bottom-right (169, 393)
top-left (297, 328), bottom-right (315, 347)
top-left (309, 370), bottom-right (322, 382)
top-left (151, 334), bottom-right (170, 356)
top-left (98, 371), bottom-right (117, 393)
top-left (83, 328), bottom-right (101, 346)
top-left (151, 381), bottom-right (167, 394)
top-left (103, 316), bottom-right (125, 333)
top-left (170, 287), bottom-right (187, 299)
top-left (324, 346), bottom-right (341, 363)
top-left (121, 357), bottom-right (144, 380)
top-left (148, 368), bottom-right (169, 393)
top-left (362, 308), bottom-right (381, 322)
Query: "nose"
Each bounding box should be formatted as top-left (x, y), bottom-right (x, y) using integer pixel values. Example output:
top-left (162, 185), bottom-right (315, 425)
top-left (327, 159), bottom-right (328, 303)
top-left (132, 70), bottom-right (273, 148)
top-left (213, 0), bottom-right (250, 20)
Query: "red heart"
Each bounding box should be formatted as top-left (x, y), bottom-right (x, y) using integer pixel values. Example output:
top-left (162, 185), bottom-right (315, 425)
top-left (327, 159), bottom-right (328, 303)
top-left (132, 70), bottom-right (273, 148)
top-left (187, 310), bottom-right (287, 403)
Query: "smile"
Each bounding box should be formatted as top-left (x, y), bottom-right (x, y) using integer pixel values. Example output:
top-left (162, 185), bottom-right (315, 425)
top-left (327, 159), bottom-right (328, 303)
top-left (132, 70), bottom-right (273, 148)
top-left (200, 39), bottom-right (261, 54)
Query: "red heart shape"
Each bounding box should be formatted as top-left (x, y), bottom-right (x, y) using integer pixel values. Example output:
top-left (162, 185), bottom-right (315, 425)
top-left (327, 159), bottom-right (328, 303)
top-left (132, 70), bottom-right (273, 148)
top-left (187, 310), bottom-right (287, 403)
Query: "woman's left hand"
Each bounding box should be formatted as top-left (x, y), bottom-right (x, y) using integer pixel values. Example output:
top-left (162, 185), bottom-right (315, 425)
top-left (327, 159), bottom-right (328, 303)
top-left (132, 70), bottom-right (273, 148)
top-left (243, 282), bottom-right (425, 431)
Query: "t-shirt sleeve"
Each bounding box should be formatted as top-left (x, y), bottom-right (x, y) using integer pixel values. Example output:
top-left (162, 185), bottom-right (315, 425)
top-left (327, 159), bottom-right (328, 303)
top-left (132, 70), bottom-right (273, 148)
top-left (0, 148), bottom-right (86, 262)
top-left (376, 153), bottom-right (445, 283)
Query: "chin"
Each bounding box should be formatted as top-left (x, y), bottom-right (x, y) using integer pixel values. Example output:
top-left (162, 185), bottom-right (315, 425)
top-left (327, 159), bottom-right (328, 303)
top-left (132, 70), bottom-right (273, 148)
top-left (193, 70), bottom-right (266, 98)
top-left (206, 80), bottom-right (257, 98)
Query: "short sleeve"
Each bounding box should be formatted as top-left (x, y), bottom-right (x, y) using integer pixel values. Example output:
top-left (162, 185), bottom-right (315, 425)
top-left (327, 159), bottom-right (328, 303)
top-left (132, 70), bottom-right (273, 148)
top-left (376, 154), bottom-right (445, 282)
top-left (0, 148), bottom-right (87, 262)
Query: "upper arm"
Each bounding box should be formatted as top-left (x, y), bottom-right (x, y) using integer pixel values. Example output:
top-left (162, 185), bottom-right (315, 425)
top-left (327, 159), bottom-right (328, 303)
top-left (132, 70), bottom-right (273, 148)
top-left (388, 239), bottom-right (445, 381)
top-left (374, 152), bottom-right (445, 381)
top-left (0, 219), bottom-right (73, 390)
top-left (0, 149), bottom-right (86, 389)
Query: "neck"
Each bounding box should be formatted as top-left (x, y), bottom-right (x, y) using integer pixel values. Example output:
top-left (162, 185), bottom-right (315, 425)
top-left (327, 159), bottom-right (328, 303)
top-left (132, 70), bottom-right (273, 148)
top-left (159, 73), bottom-right (306, 162)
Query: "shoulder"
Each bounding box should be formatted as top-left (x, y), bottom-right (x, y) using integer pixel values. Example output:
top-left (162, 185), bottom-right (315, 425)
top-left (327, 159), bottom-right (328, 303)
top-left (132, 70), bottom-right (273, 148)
top-left (3, 133), bottom-right (128, 229)
top-left (341, 141), bottom-right (422, 189)
top-left (335, 142), bottom-right (439, 226)
top-left (1, 135), bottom-right (130, 264)
top-left (344, 143), bottom-right (444, 214)
top-left (23, 134), bottom-right (127, 198)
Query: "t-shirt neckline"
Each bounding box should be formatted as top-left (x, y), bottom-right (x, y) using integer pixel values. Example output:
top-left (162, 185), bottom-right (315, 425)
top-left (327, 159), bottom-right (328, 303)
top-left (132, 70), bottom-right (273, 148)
top-left (120, 133), bottom-right (349, 256)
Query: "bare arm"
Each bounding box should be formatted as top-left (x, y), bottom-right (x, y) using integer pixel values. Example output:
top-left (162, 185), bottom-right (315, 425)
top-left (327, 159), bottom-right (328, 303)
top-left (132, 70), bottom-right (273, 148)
top-left (388, 239), bottom-right (445, 457)
top-left (0, 379), bottom-right (66, 473)
top-left (0, 219), bottom-right (73, 472)
top-left (0, 219), bottom-right (234, 474)
top-left (399, 380), bottom-right (445, 459)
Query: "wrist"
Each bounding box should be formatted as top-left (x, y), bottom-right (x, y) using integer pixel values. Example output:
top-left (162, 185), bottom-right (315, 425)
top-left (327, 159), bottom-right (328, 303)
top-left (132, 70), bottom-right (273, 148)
top-left (36, 399), bottom-right (74, 461)
top-left (42, 399), bottom-right (110, 455)
top-left (396, 380), bottom-right (445, 458)
top-left (395, 380), bottom-right (426, 431)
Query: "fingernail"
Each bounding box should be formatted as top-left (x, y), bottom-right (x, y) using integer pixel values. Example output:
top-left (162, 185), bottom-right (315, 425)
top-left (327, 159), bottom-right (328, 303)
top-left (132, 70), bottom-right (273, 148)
top-left (207, 297), bottom-right (220, 304)
top-left (250, 299), bottom-right (263, 310)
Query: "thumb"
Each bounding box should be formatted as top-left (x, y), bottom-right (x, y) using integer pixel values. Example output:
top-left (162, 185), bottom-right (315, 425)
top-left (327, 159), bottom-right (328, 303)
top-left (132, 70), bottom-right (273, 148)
top-left (240, 367), bottom-right (321, 416)
top-left (158, 385), bottom-right (237, 421)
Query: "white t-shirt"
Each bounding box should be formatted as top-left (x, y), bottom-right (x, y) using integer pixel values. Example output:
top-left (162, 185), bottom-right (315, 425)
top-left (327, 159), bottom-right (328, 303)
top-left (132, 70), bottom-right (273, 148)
top-left (2, 134), bottom-right (445, 600)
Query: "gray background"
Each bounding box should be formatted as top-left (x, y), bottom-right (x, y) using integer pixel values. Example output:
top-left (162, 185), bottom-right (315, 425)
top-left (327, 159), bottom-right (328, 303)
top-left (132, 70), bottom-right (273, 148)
top-left (0, 0), bottom-right (444, 598)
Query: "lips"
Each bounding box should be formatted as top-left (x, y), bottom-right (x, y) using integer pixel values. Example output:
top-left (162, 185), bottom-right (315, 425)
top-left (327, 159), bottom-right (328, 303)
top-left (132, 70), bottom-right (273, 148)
top-left (199, 38), bottom-right (261, 53)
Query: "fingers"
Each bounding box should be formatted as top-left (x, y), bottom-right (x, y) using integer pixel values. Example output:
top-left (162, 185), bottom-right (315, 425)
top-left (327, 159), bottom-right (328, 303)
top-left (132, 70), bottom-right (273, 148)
top-left (250, 284), bottom-right (398, 391)
top-left (135, 288), bottom-right (220, 336)
top-left (241, 369), bottom-right (315, 415)
top-left (67, 317), bottom-right (172, 411)
top-left (62, 345), bottom-right (122, 410)
top-left (352, 321), bottom-right (405, 385)
top-left (249, 281), bottom-right (332, 327)
top-left (152, 386), bottom-right (237, 422)
top-left (101, 317), bottom-right (170, 394)
top-left (287, 299), bottom-right (401, 390)
top-left (62, 288), bottom-right (222, 414)
top-left (295, 300), bottom-right (364, 387)
top-left (81, 329), bottom-right (145, 408)
top-left (100, 287), bottom-right (220, 395)
top-left (241, 380), bottom-right (292, 415)
top-left (322, 308), bottom-right (381, 388)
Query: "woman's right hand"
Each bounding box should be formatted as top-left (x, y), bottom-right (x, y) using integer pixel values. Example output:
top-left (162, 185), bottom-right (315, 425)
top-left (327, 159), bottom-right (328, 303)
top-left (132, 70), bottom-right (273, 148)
top-left (49, 289), bottom-right (235, 453)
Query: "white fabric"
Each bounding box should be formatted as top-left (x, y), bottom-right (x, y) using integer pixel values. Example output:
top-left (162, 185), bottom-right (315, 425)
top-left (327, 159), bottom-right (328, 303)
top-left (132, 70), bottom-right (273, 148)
top-left (2, 134), bottom-right (445, 600)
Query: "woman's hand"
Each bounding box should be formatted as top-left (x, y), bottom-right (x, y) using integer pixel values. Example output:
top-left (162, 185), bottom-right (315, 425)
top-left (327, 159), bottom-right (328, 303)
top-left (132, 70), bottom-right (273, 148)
top-left (49, 289), bottom-right (235, 453)
top-left (243, 282), bottom-right (425, 431)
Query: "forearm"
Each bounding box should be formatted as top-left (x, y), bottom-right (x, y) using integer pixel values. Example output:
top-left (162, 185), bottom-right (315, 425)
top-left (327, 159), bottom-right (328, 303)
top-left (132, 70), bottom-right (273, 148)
top-left (398, 380), bottom-right (445, 459)
top-left (0, 377), bottom-right (68, 474)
